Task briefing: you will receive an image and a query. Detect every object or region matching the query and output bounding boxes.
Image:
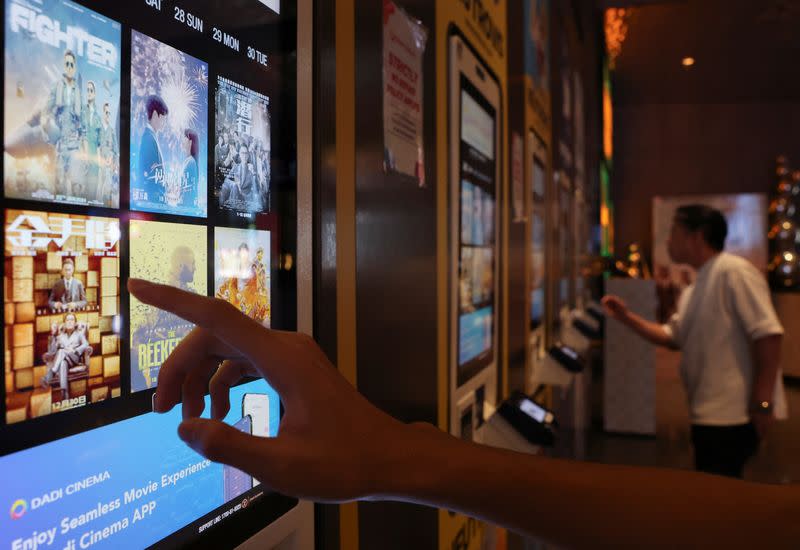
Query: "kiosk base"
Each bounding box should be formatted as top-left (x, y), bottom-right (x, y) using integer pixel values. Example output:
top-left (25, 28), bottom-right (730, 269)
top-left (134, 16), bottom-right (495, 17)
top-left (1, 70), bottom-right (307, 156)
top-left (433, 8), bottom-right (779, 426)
top-left (236, 501), bottom-right (314, 550)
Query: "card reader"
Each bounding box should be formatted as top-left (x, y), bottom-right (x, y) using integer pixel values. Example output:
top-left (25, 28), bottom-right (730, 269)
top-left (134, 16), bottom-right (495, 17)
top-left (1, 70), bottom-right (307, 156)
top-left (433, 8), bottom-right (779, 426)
top-left (587, 303), bottom-right (605, 323)
top-left (548, 344), bottom-right (585, 373)
top-left (573, 316), bottom-right (602, 341)
top-left (497, 391), bottom-right (557, 446)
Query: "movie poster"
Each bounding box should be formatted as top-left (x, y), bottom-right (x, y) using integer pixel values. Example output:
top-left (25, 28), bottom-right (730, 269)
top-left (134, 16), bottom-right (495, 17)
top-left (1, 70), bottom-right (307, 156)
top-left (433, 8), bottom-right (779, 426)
top-left (214, 77), bottom-right (270, 215)
top-left (129, 220), bottom-right (207, 392)
top-left (4, 0), bottom-right (122, 208)
top-left (525, 0), bottom-right (550, 90)
top-left (130, 31), bottom-right (208, 218)
top-left (214, 227), bottom-right (271, 326)
top-left (4, 210), bottom-right (121, 425)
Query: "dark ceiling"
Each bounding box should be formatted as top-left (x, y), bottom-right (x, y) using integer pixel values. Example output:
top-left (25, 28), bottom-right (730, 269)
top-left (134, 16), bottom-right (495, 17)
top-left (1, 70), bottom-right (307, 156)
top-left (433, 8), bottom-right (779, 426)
top-left (610, 0), bottom-right (800, 104)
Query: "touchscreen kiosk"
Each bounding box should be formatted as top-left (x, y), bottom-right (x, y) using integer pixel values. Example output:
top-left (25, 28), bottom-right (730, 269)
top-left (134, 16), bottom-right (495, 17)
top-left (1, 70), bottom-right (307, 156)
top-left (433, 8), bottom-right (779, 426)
top-left (526, 130), bottom-right (547, 390)
top-left (449, 33), bottom-right (501, 438)
top-left (528, 132), bottom-right (546, 339)
top-left (2, 1), bottom-right (312, 548)
top-left (557, 178), bottom-right (573, 319)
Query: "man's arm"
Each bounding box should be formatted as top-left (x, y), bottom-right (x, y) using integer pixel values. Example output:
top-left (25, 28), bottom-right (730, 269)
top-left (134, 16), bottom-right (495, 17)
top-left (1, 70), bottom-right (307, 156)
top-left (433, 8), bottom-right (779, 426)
top-left (128, 279), bottom-right (800, 550)
top-left (74, 329), bottom-right (90, 355)
top-left (725, 267), bottom-right (785, 436)
top-left (602, 295), bottom-right (677, 349)
top-left (48, 282), bottom-right (62, 310)
top-left (750, 334), bottom-right (782, 436)
top-left (381, 423), bottom-right (800, 549)
top-left (73, 280), bottom-right (87, 309)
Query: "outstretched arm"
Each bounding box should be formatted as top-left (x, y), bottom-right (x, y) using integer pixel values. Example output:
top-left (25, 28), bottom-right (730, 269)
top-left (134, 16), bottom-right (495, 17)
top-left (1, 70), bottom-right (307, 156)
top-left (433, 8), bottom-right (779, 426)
top-left (129, 279), bottom-right (799, 550)
top-left (603, 295), bottom-right (677, 349)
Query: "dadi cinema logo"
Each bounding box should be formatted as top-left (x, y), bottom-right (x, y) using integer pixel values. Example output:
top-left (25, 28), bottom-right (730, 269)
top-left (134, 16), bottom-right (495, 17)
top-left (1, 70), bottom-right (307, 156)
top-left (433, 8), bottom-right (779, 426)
top-left (10, 499), bottom-right (27, 520)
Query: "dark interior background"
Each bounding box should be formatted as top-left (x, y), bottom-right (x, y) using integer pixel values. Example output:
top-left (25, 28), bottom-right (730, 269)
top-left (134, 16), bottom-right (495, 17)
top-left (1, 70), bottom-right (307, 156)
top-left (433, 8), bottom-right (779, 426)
top-left (609, 0), bottom-right (800, 259)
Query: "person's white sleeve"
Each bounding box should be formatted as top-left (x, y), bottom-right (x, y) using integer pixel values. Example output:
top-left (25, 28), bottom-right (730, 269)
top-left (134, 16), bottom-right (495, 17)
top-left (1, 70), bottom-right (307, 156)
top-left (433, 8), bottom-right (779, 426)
top-left (662, 312), bottom-right (680, 346)
top-left (661, 286), bottom-right (691, 347)
top-left (727, 266), bottom-right (784, 340)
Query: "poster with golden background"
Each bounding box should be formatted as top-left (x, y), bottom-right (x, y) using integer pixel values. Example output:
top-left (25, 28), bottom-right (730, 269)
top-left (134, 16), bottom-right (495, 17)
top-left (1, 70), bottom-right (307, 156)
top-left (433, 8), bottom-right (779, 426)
top-left (129, 219), bottom-right (207, 392)
top-left (4, 209), bottom-right (121, 425)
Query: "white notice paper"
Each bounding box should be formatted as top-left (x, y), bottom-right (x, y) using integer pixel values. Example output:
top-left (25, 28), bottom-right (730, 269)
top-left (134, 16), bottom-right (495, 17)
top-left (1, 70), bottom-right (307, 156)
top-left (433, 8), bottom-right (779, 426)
top-left (383, 0), bottom-right (428, 186)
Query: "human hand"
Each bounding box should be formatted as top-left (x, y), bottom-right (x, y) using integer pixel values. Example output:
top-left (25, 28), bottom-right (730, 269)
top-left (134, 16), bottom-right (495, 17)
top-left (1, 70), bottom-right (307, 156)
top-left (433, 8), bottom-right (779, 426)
top-left (602, 295), bottom-right (629, 322)
top-left (127, 278), bottom-right (410, 502)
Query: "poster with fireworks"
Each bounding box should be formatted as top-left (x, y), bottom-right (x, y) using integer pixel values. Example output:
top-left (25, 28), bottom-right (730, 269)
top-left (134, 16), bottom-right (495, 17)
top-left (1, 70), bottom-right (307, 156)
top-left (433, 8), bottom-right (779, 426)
top-left (214, 77), bottom-right (271, 215)
top-left (129, 220), bottom-right (207, 393)
top-left (129, 30), bottom-right (208, 218)
top-left (4, 0), bottom-right (121, 208)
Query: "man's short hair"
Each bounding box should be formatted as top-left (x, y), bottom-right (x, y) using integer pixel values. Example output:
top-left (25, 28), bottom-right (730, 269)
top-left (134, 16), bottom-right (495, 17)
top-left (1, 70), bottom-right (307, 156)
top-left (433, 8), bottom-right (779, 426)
top-left (145, 95), bottom-right (169, 120)
top-left (674, 205), bottom-right (728, 251)
top-left (64, 50), bottom-right (76, 62)
top-left (63, 258), bottom-right (75, 267)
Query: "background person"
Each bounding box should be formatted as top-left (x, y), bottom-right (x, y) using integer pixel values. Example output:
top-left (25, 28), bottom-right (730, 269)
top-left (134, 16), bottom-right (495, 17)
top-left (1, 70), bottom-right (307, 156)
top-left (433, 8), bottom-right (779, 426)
top-left (603, 205), bottom-right (785, 478)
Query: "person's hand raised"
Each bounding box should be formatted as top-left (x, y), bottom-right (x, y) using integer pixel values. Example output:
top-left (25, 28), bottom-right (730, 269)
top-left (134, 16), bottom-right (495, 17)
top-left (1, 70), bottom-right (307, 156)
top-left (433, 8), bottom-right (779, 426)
top-left (128, 278), bottom-right (408, 502)
top-left (601, 295), bottom-right (630, 322)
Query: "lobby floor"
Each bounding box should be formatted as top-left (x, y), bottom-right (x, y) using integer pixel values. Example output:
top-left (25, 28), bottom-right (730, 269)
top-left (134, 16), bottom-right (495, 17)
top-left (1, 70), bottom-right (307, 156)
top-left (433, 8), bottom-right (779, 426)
top-left (584, 348), bottom-right (800, 484)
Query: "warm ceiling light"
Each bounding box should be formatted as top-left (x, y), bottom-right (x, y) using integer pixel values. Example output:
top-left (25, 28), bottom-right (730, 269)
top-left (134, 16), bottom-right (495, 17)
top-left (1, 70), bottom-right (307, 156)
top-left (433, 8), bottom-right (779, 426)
top-left (682, 57), bottom-right (695, 67)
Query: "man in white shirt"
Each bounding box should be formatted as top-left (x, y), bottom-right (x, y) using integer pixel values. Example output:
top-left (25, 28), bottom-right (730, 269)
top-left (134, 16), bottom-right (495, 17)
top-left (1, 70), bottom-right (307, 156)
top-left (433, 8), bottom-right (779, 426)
top-left (603, 205), bottom-right (785, 478)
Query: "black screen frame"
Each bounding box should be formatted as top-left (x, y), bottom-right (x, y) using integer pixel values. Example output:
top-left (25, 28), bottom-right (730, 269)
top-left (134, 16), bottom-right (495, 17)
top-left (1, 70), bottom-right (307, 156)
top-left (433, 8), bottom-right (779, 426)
top-left (0, 0), bottom-right (299, 547)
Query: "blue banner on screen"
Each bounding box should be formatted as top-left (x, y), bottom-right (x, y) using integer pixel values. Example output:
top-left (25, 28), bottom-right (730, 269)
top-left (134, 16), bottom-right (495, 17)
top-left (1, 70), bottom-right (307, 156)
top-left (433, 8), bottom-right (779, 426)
top-left (1, 380), bottom-right (279, 550)
top-left (459, 307), bottom-right (493, 366)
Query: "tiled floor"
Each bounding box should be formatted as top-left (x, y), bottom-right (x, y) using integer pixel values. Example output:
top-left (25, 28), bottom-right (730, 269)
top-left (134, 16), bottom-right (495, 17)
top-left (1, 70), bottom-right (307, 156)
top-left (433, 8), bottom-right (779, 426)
top-left (584, 348), bottom-right (800, 484)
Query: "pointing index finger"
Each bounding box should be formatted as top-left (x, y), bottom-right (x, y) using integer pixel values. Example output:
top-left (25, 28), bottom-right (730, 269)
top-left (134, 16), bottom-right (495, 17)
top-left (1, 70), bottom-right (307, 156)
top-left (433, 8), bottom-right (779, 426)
top-left (128, 279), bottom-right (301, 398)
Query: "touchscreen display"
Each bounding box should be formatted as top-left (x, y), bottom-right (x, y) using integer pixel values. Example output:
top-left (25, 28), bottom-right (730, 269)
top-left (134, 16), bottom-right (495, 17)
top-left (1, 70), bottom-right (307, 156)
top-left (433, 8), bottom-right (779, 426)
top-left (1, 380), bottom-right (280, 550)
top-left (2, 0), bottom-right (296, 547)
top-left (223, 415), bottom-right (254, 502)
top-left (457, 78), bottom-right (496, 386)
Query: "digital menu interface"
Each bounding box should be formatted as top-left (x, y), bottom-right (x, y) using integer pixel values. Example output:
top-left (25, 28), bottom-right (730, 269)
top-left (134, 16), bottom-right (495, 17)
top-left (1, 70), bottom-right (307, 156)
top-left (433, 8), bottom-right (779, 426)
top-left (457, 77), bottom-right (496, 387)
top-left (2, 0), bottom-right (295, 548)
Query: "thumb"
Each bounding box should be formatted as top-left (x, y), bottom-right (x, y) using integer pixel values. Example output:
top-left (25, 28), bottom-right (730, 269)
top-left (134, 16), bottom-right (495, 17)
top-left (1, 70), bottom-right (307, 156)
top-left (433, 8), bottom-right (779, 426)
top-left (178, 418), bottom-right (280, 480)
